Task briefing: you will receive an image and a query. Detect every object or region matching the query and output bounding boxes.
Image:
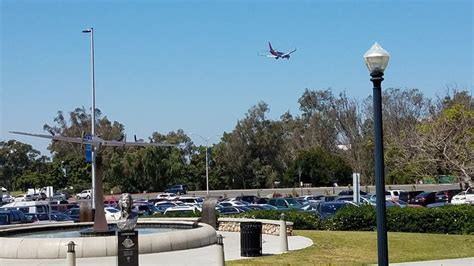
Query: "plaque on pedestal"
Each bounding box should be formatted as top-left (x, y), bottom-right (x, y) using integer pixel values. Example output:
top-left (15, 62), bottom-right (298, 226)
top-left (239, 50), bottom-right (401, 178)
top-left (117, 230), bottom-right (139, 266)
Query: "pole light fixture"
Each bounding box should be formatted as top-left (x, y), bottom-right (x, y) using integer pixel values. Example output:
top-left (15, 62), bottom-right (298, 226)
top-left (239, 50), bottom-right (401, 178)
top-left (364, 42), bottom-right (390, 73)
top-left (190, 133), bottom-right (219, 196)
top-left (82, 27), bottom-right (97, 210)
top-left (364, 42), bottom-right (390, 266)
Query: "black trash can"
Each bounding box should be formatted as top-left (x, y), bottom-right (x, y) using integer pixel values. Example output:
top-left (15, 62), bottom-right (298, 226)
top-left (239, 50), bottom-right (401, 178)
top-left (240, 222), bottom-right (262, 257)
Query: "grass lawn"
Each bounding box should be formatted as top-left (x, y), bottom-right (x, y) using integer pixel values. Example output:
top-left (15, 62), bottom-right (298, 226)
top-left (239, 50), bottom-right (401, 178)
top-left (228, 230), bottom-right (474, 265)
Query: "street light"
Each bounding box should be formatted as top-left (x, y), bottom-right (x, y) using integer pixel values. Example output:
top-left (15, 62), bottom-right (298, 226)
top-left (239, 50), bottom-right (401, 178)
top-left (82, 27), bottom-right (97, 210)
top-left (297, 166), bottom-right (302, 196)
top-left (364, 42), bottom-right (390, 266)
top-left (190, 133), bottom-right (219, 196)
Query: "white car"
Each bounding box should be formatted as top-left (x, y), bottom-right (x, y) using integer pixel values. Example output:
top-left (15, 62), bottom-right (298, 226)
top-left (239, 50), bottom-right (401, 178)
top-left (104, 207), bottom-right (120, 221)
top-left (451, 191), bottom-right (467, 205)
top-left (76, 190), bottom-right (92, 199)
top-left (465, 187), bottom-right (474, 205)
top-left (163, 205), bottom-right (200, 215)
top-left (451, 188), bottom-right (474, 205)
top-left (156, 193), bottom-right (178, 200)
top-left (387, 190), bottom-right (403, 201)
top-left (2, 194), bottom-right (13, 203)
top-left (14, 194), bottom-right (33, 202)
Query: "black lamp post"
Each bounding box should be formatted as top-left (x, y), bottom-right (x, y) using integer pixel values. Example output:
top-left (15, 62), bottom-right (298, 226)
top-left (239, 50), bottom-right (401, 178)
top-left (364, 42), bottom-right (390, 266)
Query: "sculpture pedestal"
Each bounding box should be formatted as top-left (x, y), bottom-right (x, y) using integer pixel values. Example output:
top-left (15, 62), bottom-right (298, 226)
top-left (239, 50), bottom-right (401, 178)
top-left (117, 230), bottom-right (139, 266)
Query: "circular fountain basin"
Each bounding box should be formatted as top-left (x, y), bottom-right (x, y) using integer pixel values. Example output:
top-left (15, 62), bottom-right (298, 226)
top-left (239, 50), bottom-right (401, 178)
top-left (0, 219), bottom-right (217, 259)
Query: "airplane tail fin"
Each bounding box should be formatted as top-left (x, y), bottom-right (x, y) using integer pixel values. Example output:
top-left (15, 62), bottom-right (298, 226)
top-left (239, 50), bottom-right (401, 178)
top-left (268, 42), bottom-right (274, 52)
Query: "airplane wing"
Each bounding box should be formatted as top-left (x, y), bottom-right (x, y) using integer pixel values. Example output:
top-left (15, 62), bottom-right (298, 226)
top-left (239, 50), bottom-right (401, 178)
top-left (9, 131), bottom-right (87, 144)
top-left (102, 140), bottom-right (177, 147)
top-left (282, 49), bottom-right (297, 57)
top-left (258, 53), bottom-right (278, 58)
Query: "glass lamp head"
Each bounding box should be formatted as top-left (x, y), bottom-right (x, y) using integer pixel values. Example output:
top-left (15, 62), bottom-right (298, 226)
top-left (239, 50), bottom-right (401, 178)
top-left (364, 42), bottom-right (390, 73)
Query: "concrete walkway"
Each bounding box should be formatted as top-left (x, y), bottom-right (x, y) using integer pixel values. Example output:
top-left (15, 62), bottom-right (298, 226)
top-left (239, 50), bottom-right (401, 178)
top-left (391, 257), bottom-right (474, 266)
top-left (0, 231), bottom-right (313, 266)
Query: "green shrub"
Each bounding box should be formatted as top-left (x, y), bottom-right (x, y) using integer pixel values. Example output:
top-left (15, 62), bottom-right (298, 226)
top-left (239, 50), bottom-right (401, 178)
top-left (329, 204), bottom-right (474, 234)
top-left (387, 205), bottom-right (474, 234)
top-left (330, 205), bottom-right (376, 231)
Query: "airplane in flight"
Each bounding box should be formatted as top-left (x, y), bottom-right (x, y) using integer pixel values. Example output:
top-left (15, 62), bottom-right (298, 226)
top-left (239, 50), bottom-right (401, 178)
top-left (9, 131), bottom-right (177, 148)
top-left (259, 42), bottom-right (297, 60)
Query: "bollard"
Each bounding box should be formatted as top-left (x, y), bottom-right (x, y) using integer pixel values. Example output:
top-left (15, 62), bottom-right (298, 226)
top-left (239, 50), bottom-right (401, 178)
top-left (279, 213), bottom-right (288, 253)
top-left (66, 241), bottom-right (76, 266)
top-left (216, 234), bottom-right (225, 266)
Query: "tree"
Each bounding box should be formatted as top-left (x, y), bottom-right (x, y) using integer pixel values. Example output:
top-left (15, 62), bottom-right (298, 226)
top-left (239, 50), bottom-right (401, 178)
top-left (0, 140), bottom-right (44, 190)
top-left (414, 91), bottom-right (473, 186)
top-left (214, 102), bottom-right (286, 189)
top-left (285, 148), bottom-right (352, 187)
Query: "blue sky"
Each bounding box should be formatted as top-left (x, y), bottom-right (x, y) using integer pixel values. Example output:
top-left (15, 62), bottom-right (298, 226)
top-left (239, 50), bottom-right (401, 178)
top-left (1, 0), bottom-right (473, 156)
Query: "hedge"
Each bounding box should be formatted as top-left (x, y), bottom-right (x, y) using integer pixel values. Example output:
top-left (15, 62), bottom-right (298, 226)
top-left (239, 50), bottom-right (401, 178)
top-left (150, 205), bottom-right (474, 234)
top-left (330, 204), bottom-right (474, 234)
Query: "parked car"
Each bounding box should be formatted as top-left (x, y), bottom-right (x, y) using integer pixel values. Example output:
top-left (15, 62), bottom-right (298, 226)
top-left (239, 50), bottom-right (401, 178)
top-left (49, 200), bottom-right (70, 212)
top-left (104, 207), bottom-right (120, 221)
top-left (52, 191), bottom-right (70, 201)
top-left (104, 200), bottom-right (119, 208)
top-left (338, 190), bottom-right (368, 196)
top-left (451, 188), bottom-right (474, 205)
top-left (317, 202), bottom-right (354, 219)
top-left (2, 201), bottom-right (50, 214)
top-left (76, 190), bottom-right (92, 200)
top-left (156, 193), bottom-right (179, 200)
top-left (154, 201), bottom-right (182, 213)
top-left (14, 194), bottom-right (33, 202)
top-left (300, 202), bottom-right (321, 216)
top-left (1, 194), bottom-right (13, 203)
top-left (63, 208), bottom-right (80, 222)
top-left (217, 206), bottom-right (242, 215)
top-left (451, 191), bottom-right (467, 205)
top-left (50, 211), bottom-right (75, 222)
top-left (387, 190), bottom-right (404, 201)
top-left (251, 204), bottom-right (277, 210)
top-left (464, 187), bottom-right (474, 205)
top-left (435, 189), bottom-right (462, 203)
top-left (413, 192), bottom-right (437, 206)
top-left (178, 196), bottom-right (203, 206)
top-left (31, 192), bottom-right (47, 201)
top-left (399, 191), bottom-right (424, 204)
top-left (298, 195), bottom-right (325, 202)
top-left (268, 198), bottom-right (302, 210)
top-left (133, 203), bottom-right (158, 216)
top-left (235, 195), bottom-right (260, 204)
top-left (24, 213), bottom-right (50, 223)
top-left (164, 184), bottom-right (188, 195)
top-left (219, 200), bottom-right (248, 208)
top-left (0, 210), bottom-right (28, 225)
top-left (163, 205), bottom-right (199, 215)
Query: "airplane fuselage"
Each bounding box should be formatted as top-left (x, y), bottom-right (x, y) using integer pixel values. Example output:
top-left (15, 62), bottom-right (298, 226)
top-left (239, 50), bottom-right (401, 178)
top-left (270, 49), bottom-right (290, 59)
top-left (266, 42), bottom-right (295, 60)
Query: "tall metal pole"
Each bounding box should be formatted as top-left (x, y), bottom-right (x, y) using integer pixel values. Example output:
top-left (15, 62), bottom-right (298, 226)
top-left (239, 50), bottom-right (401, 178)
top-left (90, 28), bottom-right (96, 210)
top-left (205, 141), bottom-right (209, 196)
top-left (190, 133), bottom-right (217, 196)
top-left (83, 27), bottom-right (96, 210)
top-left (371, 70), bottom-right (389, 266)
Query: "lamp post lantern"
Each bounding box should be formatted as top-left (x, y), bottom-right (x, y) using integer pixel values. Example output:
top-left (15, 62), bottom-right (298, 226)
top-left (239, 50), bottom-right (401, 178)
top-left (364, 42), bottom-right (390, 266)
top-left (82, 27), bottom-right (97, 210)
